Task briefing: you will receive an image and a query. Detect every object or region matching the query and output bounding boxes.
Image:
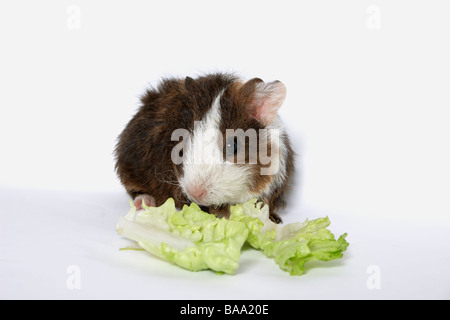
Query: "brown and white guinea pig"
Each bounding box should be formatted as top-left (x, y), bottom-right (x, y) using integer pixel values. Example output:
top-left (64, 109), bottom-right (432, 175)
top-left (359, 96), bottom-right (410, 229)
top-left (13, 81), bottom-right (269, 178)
top-left (114, 73), bottom-right (295, 223)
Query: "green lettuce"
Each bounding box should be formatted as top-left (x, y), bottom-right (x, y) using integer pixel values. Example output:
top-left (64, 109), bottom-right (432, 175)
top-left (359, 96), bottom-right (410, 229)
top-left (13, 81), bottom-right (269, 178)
top-left (116, 198), bottom-right (349, 276)
top-left (229, 199), bottom-right (349, 276)
top-left (116, 198), bottom-right (248, 274)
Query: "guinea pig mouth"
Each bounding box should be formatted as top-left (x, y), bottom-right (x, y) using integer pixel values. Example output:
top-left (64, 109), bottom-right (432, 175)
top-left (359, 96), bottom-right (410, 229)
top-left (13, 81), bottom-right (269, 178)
top-left (184, 192), bottom-right (237, 209)
top-left (183, 189), bottom-right (224, 208)
top-left (187, 197), bottom-right (214, 207)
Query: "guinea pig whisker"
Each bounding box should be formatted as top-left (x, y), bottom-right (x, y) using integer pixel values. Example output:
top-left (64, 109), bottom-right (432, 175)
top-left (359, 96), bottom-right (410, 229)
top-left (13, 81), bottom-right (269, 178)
top-left (154, 169), bottom-right (180, 186)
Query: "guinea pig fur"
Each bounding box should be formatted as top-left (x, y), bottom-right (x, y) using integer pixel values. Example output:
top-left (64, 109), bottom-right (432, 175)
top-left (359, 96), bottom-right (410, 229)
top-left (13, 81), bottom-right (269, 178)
top-left (114, 73), bottom-right (295, 223)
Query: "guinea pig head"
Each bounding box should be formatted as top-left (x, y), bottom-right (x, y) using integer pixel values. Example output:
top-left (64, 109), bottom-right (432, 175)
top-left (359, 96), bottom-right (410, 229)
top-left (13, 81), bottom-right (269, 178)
top-left (173, 76), bottom-right (288, 208)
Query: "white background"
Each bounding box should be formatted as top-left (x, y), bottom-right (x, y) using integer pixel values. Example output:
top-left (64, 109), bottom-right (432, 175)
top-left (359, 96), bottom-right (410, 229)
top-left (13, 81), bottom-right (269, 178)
top-left (1, 1), bottom-right (449, 299)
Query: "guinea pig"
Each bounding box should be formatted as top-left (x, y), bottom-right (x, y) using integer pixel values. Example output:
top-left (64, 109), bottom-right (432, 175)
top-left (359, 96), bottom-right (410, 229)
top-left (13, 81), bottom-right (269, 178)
top-left (114, 73), bottom-right (295, 223)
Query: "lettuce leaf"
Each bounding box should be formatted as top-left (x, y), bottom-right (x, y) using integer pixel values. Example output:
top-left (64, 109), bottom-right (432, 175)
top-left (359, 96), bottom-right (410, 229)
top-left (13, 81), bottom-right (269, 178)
top-left (116, 198), bottom-right (349, 276)
top-left (229, 199), bottom-right (349, 276)
top-left (116, 198), bottom-right (248, 274)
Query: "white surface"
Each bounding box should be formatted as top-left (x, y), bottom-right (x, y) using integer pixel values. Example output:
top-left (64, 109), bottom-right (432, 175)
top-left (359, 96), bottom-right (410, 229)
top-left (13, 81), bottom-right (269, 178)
top-left (1, 1), bottom-right (450, 299)
top-left (1, 186), bottom-right (449, 300)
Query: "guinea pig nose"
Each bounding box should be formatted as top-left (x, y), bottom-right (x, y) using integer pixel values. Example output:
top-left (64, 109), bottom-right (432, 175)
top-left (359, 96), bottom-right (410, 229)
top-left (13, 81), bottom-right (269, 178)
top-left (187, 187), bottom-right (207, 201)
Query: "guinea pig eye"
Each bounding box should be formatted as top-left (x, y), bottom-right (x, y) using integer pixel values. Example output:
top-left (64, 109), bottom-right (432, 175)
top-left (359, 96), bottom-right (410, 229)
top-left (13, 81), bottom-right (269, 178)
top-left (226, 136), bottom-right (238, 156)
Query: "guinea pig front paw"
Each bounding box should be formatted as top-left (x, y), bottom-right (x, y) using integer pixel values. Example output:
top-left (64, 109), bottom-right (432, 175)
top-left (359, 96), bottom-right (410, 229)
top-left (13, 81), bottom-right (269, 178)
top-left (208, 205), bottom-right (231, 220)
top-left (269, 212), bottom-right (283, 224)
top-left (133, 194), bottom-right (156, 211)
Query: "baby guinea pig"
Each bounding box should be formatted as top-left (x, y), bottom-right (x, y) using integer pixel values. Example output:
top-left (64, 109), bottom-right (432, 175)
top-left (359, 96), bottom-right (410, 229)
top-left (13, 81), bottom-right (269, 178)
top-left (114, 73), bottom-right (295, 223)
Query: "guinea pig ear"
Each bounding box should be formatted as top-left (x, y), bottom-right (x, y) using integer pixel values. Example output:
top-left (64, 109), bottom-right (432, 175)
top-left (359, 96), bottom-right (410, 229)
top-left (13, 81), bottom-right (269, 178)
top-left (242, 79), bottom-right (287, 126)
top-left (184, 76), bottom-right (199, 92)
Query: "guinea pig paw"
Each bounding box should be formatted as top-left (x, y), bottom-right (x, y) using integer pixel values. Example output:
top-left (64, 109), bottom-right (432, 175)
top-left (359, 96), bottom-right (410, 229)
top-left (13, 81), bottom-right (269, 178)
top-left (133, 194), bottom-right (156, 211)
top-left (269, 212), bottom-right (283, 224)
top-left (208, 205), bottom-right (231, 220)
